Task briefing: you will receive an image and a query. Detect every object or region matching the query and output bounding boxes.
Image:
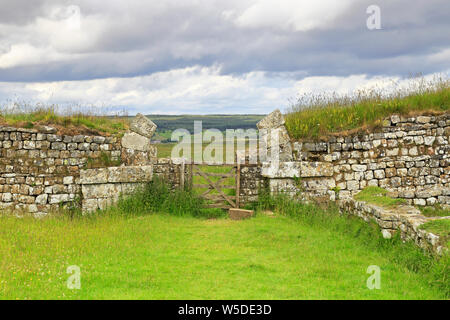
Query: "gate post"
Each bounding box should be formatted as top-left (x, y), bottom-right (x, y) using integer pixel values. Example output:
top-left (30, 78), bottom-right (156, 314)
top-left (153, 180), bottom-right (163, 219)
top-left (180, 159), bottom-right (185, 189)
top-left (236, 162), bottom-right (241, 208)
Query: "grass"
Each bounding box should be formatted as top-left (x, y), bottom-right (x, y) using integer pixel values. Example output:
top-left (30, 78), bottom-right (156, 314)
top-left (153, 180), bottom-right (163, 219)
top-left (420, 205), bottom-right (450, 218)
top-left (420, 220), bottom-right (450, 248)
top-left (0, 213), bottom-right (447, 299)
top-left (1, 184), bottom-right (449, 300)
top-left (285, 76), bottom-right (449, 140)
top-left (354, 186), bottom-right (406, 207)
top-left (0, 103), bottom-right (129, 136)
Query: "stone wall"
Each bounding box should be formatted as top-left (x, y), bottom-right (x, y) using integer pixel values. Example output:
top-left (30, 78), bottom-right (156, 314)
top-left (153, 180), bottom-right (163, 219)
top-left (239, 164), bottom-right (264, 204)
top-left (0, 125), bottom-right (121, 215)
top-left (80, 159), bottom-right (194, 213)
top-left (263, 113), bottom-right (450, 206)
top-left (80, 166), bottom-right (153, 212)
top-left (338, 198), bottom-right (448, 255)
top-left (0, 113), bottom-right (159, 215)
top-left (153, 158), bottom-right (192, 190)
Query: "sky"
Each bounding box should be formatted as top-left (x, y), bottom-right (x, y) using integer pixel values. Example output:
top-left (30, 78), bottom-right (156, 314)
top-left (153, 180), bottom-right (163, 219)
top-left (0, 0), bottom-right (449, 115)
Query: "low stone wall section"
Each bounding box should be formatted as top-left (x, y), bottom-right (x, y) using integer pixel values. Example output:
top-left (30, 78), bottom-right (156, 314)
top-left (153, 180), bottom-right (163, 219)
top-left (80, 166), bottom-right (153, 212)
top-left (338, 199), bottom-right (448, 255)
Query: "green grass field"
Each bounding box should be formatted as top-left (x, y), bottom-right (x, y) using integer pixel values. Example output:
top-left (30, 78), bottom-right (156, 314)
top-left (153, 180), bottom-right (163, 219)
top-left (0, 207), bottom-right (448, 300)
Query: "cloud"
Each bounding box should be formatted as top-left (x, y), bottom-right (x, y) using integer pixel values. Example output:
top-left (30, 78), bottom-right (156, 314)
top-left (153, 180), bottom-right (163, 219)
top-left (234, 0), bottom-right (355, 31)
top-left (0, 1), bottom-right (448, 114)
top-left (0, 0), bottom-right (449, 82)
top-left (1, 67), bottom-right (446, 115)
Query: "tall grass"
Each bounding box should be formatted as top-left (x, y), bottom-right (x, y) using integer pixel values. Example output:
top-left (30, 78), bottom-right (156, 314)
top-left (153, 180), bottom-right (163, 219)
top-left (103, 176), bottom-right (224, 218)
top-left (0, 102), bottom-right (128, 135)
top-left (250, 190), bottom-right (450, 297)
top-left (285, 75), bottom-right (450, 140)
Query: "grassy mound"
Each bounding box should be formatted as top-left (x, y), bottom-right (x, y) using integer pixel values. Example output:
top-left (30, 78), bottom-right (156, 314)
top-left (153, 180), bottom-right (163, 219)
top-left (0, 104), bottom-right (128, 136)
top-left (285, 77), bottom-right (449, 140)
top-left (420, 220), bottom-right (450, 248)
top-left (354, 186), bottom-right (406, 207)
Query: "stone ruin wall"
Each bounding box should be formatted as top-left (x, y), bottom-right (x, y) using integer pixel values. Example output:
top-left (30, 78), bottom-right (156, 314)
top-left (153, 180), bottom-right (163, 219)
top-left (80, 159), bottom-right (193, 213)
top-left (257, 110), bottom-right (450, 254)
top-left (1, 110), bottom-right (449, 221)
top-left (0, 113), bottom-right (159, 215)
top-left (0, 126), bottom-right (122, 215)
top-left (262, 112), bottom-right (450, 207)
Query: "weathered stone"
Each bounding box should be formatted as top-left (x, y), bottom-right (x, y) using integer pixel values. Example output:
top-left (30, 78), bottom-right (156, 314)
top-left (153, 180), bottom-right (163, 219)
top-left (121, 132), bottom-right (152, 152)
top-left (107, 166), bottom-right (153, 183)
top-left (35, 194), bottom-right (48, 205)
top-left (229, 208), bottom-right (254, 220)
top-left (2, 193), bottom-right (12, 202)
top-left (416, 188), bottom-right (442, 198)
top-left (390, 114), bottom-right (401, 124)
top-left (261, 162), bottom-right (301, 178)
top-left (82, 184), bottom-right (121, 199)
top-left (51, 142), bottom-right (66, 150)
top-left (300, 162), bottom-right (334, 177)
top-left (257, 109), bottom-right (285, 129)
top-left (63, 176), bottom-right (74, 185)
top-left (129, 113), bottom-right (157, 139)
top-left (351, 164), bottom-right (367, 172)
top-left (416, 116), bottom-right (431, 124)
top-left (82, 199), bottom-right (98, 213)
top-left (37, 125), bottom-right (57, 134)
top-left (374, 169), bottom-right (385, 179)
top-left (49, 194), bottom-right (70, 204)
top-left (80, 168), bottom-right (108, 184)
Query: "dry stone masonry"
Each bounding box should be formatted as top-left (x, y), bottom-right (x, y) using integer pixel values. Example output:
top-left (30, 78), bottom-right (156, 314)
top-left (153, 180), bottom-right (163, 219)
top-left (0, 113), bottom-right (159, 215)
top-left (338, 198), bottom-right (448, 255)
top-left (81, 166), bottom-right (153, 212)
top-left (262, 113), bottom-right (450, 206)
top-left (0, 125), bottom-right (121, 215)
top-left (258, 110), bottom-right (449, 254)
top-left (1, 109), bottom-right (448, 254)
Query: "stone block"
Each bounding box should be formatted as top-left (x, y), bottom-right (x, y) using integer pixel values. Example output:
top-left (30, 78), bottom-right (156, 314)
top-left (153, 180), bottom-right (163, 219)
top-left (257, 109), bottom-right (285, 129)
top-left (82, 184), bottom-right (121, 199)
top-left (300, 162), bottom-right (334, 177)
top-left (107, 166), bottom-right (153, 183)
top-left (229, 208), bottom-right (254, 220)
top-left (130, 113), bottom-right (157, 139)
top-left (121, 132), bottom-right (152, 152)
top-left (35, 194), bottom-right (48, 205)
top-left (80, 168), bottom-right (109, 184)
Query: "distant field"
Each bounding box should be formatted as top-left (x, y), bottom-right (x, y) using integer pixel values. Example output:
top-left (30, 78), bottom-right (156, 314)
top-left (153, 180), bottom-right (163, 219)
top-left (147, 114), bottom-right (265, 132)
top-left (145, 114), bottom-right (264, 142)
top-left (156, 139), bottom-right (258, 160)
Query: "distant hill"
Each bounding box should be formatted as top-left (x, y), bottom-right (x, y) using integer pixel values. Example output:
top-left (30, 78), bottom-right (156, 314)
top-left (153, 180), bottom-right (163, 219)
top-left (146, 114), bottom-right (265, 133)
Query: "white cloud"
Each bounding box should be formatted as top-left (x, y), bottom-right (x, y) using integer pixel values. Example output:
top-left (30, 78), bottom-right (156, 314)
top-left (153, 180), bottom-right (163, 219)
top-left (1, 67), bottom-right (445, 115)
top-left (234, 0), bottom-right (355, 31)
top-left (0, 3), bottom-right (106, 69)
top-left (0, 43), bottom-right (79, 68)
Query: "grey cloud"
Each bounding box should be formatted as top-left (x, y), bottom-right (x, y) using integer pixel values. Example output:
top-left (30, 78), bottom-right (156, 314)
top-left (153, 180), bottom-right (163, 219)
top-left (0, 0), bottom-right (449, 82)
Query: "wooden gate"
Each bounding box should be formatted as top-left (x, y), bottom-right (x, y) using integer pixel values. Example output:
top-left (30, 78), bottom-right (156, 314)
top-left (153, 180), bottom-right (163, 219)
top-left (191, 163), bottom-right (241, 209)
